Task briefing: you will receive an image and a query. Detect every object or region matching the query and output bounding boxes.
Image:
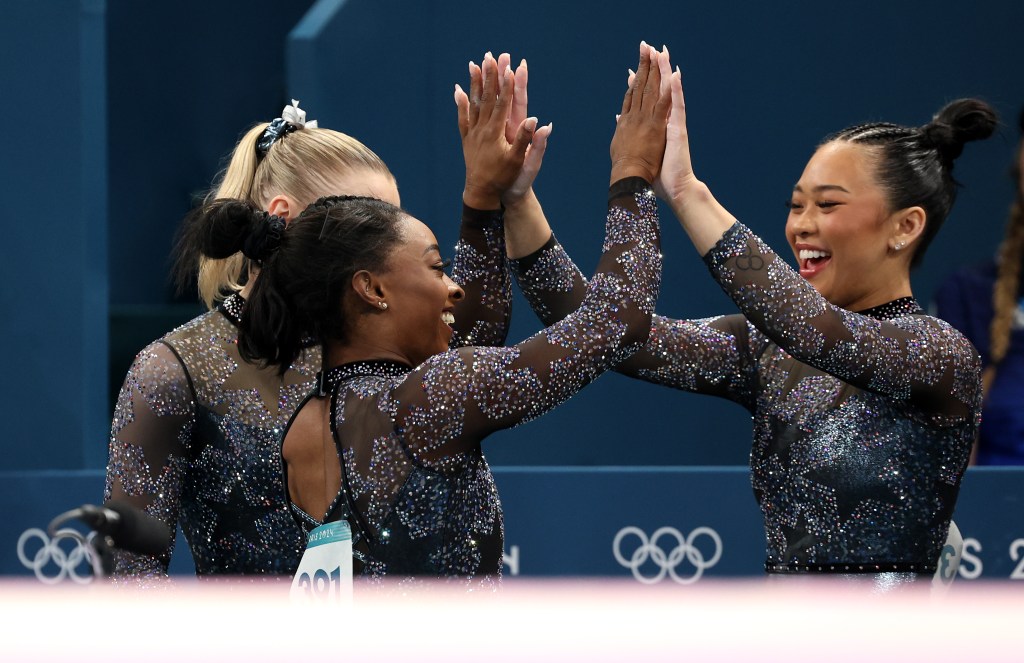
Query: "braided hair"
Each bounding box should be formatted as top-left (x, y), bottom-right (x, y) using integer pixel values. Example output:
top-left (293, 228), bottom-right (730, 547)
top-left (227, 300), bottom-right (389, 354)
top-left (826, 99), bottom-right (997, 267)
top-left (987, 107), bottom-right (1024, 387)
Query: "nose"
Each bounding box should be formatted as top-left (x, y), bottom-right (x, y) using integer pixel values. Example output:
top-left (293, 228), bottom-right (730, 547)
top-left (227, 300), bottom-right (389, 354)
top-left (446, 275), bottom-right (465, 302)
top-left (786, 208), bottom-right (815, 239)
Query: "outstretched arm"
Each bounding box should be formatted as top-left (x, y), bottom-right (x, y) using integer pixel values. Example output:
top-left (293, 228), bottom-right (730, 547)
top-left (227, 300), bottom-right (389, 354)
top-left (398, 44), bottom-right (670, 459)
top-left (448, 53), bottom-right (552, 347)
top-left (659, 48), bottom-right (980, 418)
top-left (505, 47), bottom-right (759, 405)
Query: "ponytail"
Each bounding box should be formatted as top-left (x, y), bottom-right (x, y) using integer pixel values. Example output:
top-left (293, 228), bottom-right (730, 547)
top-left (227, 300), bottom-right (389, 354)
top-left (177, 105), bottom-right (393, 309)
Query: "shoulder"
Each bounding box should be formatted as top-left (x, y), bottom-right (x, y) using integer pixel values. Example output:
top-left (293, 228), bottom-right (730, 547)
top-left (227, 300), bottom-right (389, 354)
top-left (161, 307), bottom-right (235, 345)
top-left (901, 313), bottom-right (981, 360)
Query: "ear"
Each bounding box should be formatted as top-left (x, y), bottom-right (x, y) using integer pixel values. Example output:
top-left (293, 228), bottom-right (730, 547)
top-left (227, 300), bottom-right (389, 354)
top-left (351, 270), bottom-right (386, 309)
top-left (266, 193), bottom-right (302, 223)
top-left (890, 206), bottom-right (926, 253)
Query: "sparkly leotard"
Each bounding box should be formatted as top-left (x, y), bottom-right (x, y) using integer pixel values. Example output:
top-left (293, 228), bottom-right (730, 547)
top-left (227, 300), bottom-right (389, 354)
top-left (512, 222), bottom-right (980, 577)
top-left (104, 206), bottom-right (514, 578)
top-left (285, 179), bottom-right (661, 583)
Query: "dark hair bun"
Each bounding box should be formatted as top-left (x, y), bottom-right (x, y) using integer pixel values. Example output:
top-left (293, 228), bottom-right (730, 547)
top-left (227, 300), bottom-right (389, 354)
top-left (922, 98), bottom-right (998, 163)
top-left (185, 199), bottom-right (277, 260)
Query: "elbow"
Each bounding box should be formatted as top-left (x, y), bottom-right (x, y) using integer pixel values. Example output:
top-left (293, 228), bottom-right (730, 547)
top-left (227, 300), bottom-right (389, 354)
top-left (621, 311), bottom-right (654, 349)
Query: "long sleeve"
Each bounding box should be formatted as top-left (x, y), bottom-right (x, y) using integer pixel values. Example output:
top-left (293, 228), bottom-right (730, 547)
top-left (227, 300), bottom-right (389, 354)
top-left (448, 205), bottom-right (512, 348)
top-left (510, 233), bottom-right (761, 409)
top-left (394, 178), bottom-right (662, 460)
top-left (104, 341), bottom-right (195, 578)
top-left (705, 222), bottom-right (981, 420)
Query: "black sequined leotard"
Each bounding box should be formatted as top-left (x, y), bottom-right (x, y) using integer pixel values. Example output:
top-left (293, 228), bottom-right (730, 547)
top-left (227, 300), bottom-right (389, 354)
top-left (285, 179), bottom-right (661, 583)
top-left (104, 206), bottom-right (514, 579)
top-left (511, 222), bottom-right (980, 577)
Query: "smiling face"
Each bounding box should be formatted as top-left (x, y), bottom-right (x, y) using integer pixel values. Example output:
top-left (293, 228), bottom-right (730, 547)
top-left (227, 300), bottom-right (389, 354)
top-left (785, 141), bottom-right (913, 310)
top-left (377, 215), bottom-right (465, 365)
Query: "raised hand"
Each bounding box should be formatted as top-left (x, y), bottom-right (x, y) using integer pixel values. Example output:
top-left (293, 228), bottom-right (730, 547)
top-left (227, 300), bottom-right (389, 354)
top-left (650, 46), bottom-right (694, 205)
top-left (455, 53), bottom-right (536, 209)
top-left (610, 42), bottom-right (673, 185)
top-left (629, 45), bottom-right (733, 256)
top-left (501, 57), bottom-right (553, 205)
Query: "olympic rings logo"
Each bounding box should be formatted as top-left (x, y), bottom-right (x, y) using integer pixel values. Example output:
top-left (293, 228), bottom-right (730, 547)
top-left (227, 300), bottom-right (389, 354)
top-left (613, 526), bottom-right (723, 584)
top-left (733, 250), bottom-right (765, 271)
top-left (17, 528), bottom-right (98, 585)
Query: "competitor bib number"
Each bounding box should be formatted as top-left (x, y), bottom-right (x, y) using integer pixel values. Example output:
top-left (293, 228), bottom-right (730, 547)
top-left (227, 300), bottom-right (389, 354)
top-left (290, 521), bottom-right (353, 605)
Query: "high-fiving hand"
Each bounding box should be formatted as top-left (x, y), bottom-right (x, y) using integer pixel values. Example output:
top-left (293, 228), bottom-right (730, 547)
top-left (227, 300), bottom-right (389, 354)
top-left (609, 42), bottom-right (675, 186)
top-left (455, 53), bottom-right (550, 209)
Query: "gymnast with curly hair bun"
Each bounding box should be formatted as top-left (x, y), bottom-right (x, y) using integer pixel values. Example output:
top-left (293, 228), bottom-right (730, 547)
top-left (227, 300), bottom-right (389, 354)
top-left (188, 45), bottom-right (671, 583)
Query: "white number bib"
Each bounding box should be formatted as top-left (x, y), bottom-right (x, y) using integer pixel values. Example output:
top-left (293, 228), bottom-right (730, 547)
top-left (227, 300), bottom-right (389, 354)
top-left (290, 521), bottom-right (353, 605)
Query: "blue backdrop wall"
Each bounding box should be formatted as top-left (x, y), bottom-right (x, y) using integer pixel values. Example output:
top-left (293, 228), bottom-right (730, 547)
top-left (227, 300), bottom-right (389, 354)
top-left (284, 0), bottom-right (1024, 467)
top-left (3, 0), bottom-right (1024, 474)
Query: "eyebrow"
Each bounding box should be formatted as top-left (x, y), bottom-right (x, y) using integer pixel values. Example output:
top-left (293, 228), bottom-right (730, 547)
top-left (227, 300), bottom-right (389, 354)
top-left (422, 243), bottom-right (441, 257)
top-left (793, 184), bottom-right (851, 194)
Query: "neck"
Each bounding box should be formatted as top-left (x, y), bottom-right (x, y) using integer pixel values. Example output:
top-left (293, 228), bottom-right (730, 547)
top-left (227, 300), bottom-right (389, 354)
top-left (239, 265), bottom-right (259, 300)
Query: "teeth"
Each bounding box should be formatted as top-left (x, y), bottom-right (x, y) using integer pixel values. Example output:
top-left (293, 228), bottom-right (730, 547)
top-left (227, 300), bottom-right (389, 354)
top-left (441, 312), bottom-right (455, 325)
top-left (799, 249), bottom-right (831, 260)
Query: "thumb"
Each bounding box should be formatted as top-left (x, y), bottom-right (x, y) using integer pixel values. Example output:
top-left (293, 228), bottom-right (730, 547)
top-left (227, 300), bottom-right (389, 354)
top-left (454, 84), bottom-right (470, 138)
top-left (511, 116), bottom-right (538, 160)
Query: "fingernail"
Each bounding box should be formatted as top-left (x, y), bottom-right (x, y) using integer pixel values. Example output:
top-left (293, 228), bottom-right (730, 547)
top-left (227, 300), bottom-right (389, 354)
top-left (469, 60), bottom-right (476, 69)
top-left (676, 66), bottom-right (681, 75)
top-left (485, 51), bottom-right (493, 60)
top-left (629, 68), bottom-right (635, 77)
top-left (640, 40), bottom-right (647, 49)
top-left (525, 117), bottom-right (538, 131)
top-left (520, 59), bottom-right (527, 68)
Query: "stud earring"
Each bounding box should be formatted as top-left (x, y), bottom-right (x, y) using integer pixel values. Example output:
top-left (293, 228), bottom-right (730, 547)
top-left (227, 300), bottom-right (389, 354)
top-left (378, 301), bottom-right (388, 310)
top-left (893, 241), bottom-right (905, 251)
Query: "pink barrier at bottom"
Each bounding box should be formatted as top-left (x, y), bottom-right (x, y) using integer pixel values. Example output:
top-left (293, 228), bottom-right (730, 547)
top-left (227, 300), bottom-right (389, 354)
top-left (0, 578), bottom-right (1020, 662)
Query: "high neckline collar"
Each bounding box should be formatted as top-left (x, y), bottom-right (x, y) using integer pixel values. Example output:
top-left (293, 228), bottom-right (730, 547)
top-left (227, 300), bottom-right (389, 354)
top-left (218, 293), bottom-right (245, 326)
top-left (316, 359), bottom-right (413, 395)
top-left (855, 296), bottom-right (922, 320)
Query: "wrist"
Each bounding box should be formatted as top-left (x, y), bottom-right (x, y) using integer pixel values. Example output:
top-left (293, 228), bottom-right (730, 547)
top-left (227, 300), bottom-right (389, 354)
top-left (668, 178), bottom-right (710, 219)
top-left (610, 158), bottom-right (656, 186)
top-left (462, 184), bottom-right (501, 210)
top-left (502, 187), bottom-right (538, 214)
top-left (463, 183), bottom-right (502, 210)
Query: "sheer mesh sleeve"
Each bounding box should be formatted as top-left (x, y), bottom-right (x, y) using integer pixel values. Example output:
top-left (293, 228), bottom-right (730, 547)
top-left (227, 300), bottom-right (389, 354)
top-left (510, 233), bottom-right (762, 409)
top-left (392, 178), bottom-right (661, 461)
top-left (448, 205), bottom-right (511, 348)
top-left (103, 341), bottom-right (195, 577)
top-left (704, 222), bottom-right (982, 420)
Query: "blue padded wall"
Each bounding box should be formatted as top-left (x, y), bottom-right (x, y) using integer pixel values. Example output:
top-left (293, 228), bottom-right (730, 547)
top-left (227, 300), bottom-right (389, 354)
top-left (1, 0), bottom-right (108, 469)
top-left (3, 0), bottom-right (1023, 471)
top-left (285, 0), bottom-right (1024, 466)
